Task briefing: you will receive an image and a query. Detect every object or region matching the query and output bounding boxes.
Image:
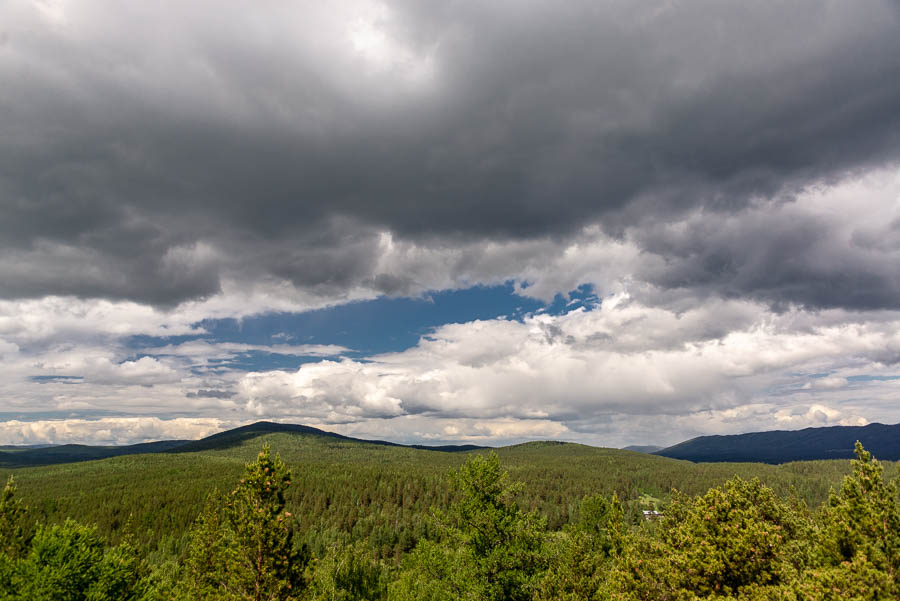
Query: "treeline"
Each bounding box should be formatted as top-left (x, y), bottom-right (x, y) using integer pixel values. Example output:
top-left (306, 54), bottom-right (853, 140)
top-left (1, 442), bottom-right (898, 600)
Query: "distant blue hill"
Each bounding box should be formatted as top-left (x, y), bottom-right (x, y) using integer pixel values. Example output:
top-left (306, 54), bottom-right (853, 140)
top-left (0, 439), bottom-right (190, 467)
top-left (655, 422), bottom-right (900, 464)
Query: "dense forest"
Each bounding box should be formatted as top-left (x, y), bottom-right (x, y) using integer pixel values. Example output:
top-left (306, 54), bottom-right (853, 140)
top-left (1, 432), bottom-right (898, 600)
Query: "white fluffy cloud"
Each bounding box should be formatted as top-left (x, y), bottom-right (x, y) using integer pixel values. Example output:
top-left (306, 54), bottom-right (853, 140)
top-left (234, 293), bottom-right (900, 446)
top-left (0, 417), bottom-right (232, 446)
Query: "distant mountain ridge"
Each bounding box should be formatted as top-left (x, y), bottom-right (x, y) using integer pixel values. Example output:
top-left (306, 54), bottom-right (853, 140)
top-left (0, 421), bottom-right (485, 468)
top-left (4, 420), bottom-right (899, 468)
top-left (623, 445), bottom-right (663, 454)
top-left (655, 422), bottom-right (900, 464)
top-left (0, 439), bottom-right (190, 468)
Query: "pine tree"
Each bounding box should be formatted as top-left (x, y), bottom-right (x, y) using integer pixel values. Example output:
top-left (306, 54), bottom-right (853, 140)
top-left (391, 452), bottom-right (546, 601)
top-left (797, 442), bottom-right (900, 600)
top-left (536, 493), bottom-right (624, 601)
top-left (180, 445), bottom-right (307, 601)
top-left (822, 442), bottom-right (900, 571)
top-left (611, 477), bottom-right (808, 600)
top-left (305, 540), bottom-right (387, 601)
top-left (10, 519), bottom-right (148, 601)
top-left (0, 476), bottom-right (29, 559)
top-left (181, 490), bottom-right (239, 600)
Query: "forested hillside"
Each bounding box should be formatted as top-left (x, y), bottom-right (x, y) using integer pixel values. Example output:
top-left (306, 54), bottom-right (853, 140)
top-left (5, 430), bottom-right (887, 558)
top-left (0, 421), bottom-right (483, 468)
top-left (1, 429), bottom-right (898, 599)
top-left (0, 440), bottom-right (191, 468)
top-left (656, 422), bottom-right (900, 463)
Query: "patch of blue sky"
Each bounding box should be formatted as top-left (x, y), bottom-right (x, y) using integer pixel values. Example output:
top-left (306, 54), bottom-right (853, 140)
top-left (127, 333), bottom-right (200, 349)
top-left (128, 283), bottom-right (600, 361)
top-left (29, 375), bottom-right (84, 383)
top-left (792, 373), bottom-right (900, 382)
top-left (199, 351), bottom-right (330, 373)
top-left (846, 375), bottom-right (900, 382)
top-left (535, 284), bottom-right (599, 315)
top-left (195, 284), bottom-right (551, 355)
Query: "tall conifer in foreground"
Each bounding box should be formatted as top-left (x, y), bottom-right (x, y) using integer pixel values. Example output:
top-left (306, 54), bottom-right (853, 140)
top-left (796, 441), bottom-right (900, 600)
top-left (0, 477), bottom-right (29, 559)
top-left (181, 445), bottom-right (306, 601)
top-left (391, 451), bottom-right (546, 601)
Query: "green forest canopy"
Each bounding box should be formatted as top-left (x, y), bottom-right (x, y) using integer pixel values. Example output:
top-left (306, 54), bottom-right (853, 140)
top-left (1, 430), bottom-right (898, 600)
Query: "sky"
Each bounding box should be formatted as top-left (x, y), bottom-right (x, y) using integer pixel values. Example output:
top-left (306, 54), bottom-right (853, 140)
top-left (2, 0), bottom-right (900, 448)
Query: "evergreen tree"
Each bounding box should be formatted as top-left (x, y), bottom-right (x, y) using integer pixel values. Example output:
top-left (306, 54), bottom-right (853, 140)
top-left (536, 493), bottom-right (624, 601)
top-left (180, 490), bottom-right (238, 600)
top-left (0, 476), bottom-right (29, 600)
top-left (823, 442), bottom-right (899, 571)
top-left (611, 477), bottom-right (808, 600)
top-left (796, 442), bottom-right (900, 600)
top-left (8, 519), bottom-right (147, 601)
top-left (391, 452), bottom-right (546, 601)
top-left (305, 541), bottom-right (387, 601)
top-left (0, 477), bottom-right (29, 559)
top-left (576, 492), bottom-right (625, 557)
top-left (180, 445), bottom-right (307, 601)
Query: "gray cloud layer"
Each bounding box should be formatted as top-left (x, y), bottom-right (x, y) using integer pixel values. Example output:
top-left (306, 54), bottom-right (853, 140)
top-left (5, 0), bottom-right (900, 446)
top-left (2, 0), bottom-right (900, 308)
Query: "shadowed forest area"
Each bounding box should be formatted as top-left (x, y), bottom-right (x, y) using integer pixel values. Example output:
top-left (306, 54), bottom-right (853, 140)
top-left (1, 433), bottom-right (898, 600)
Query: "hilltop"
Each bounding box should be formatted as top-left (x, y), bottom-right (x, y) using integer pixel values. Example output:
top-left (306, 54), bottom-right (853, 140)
top-left (0, 421), bottom-right (484, 468)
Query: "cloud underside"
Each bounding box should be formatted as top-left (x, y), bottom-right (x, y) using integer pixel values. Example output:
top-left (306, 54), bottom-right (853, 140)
top-left (1, 0), bottom-right (900, 309)
top-left (2, 1), bottom-right (900, 444)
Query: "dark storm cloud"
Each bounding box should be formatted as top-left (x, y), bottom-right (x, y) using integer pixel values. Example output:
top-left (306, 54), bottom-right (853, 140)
top-left (635, 207), bottom-right (900, 311)
top-left (186, 389), bottom-right (236, 399)
top-left (1, 0), bottom-right (900, 307)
